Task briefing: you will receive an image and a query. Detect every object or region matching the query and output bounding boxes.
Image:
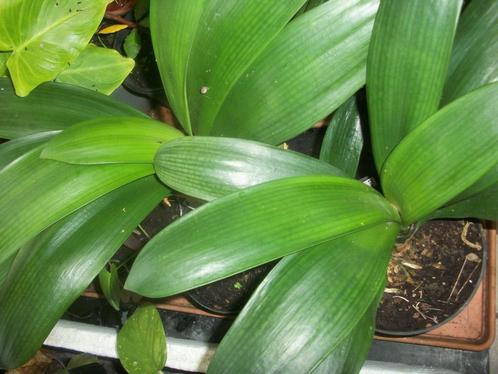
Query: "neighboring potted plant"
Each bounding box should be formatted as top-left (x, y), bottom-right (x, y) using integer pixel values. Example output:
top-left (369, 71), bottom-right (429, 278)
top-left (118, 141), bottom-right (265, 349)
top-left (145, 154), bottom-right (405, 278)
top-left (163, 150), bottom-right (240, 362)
top-left (0, 1), bottom-right (496, 373)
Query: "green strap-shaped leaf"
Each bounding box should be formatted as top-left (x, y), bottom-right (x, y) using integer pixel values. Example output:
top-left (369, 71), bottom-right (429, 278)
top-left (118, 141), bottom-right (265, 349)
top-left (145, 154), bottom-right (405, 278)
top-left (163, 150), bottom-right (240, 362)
top-left (210, 0), bottom-right (379, 144)
top-left (208, 223), bottom-right (398, 374)
top-left (432, 183), bottom-right (498, 221)
top-left (154, 136), bottom-right (344, 201)
top-left (0, 131), bottom-right (59, 170)
top-left (450, 164), bottom-right (498, 204)
top-left (117, 304), bottom-right (166, 374)
top-left (184, 0), bottom-right (307, 136)
top-left (0, 146), bottom-right (153, 265)
top-left (443, 0), bottom-right (498, 104)
top-left (1, 0), bottom-right (110, 96)
top-left (55, 44), bottom-right (135, 95)
top-left (382, 83), bottom-right (498, 225)
top-left (0, 176), bottom-right (168, 369)
top-left (150, 0), bottom-right (306, 135)
top-left (319, 96), bottom-right (363, 177)
top-left (150, 0), bottom-right (206, 134)
top-left (367, 0), bottom-right (462, 172)
top-left (311, 300), bottom-right (378, 374)
top-left (99, 263), bottom-right (121, 311)
top-left (125, 176), bottom-right (399, 297)
top-left (41, 117), bottom-right (184, 165)
top-left (0, 77), bottom-right (146, 139)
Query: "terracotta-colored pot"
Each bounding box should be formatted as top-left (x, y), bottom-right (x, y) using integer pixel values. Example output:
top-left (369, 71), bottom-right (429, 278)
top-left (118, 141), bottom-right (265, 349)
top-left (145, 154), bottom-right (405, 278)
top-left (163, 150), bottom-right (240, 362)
top-left (374, 223), bottom-right (496, 351)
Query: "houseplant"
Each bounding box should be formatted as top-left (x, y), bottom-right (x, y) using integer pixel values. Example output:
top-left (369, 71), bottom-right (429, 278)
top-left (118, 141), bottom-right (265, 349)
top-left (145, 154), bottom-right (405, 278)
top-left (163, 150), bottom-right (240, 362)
top-left (0, 0), bottom-right (496, 373)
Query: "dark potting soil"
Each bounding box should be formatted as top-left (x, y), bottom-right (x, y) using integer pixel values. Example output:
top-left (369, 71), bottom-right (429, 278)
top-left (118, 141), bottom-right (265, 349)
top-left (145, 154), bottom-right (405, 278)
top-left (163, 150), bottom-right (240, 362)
top-left (376, 220), bottom-right (484, 334)
top-left (187, 262), bottom-right (275, 314)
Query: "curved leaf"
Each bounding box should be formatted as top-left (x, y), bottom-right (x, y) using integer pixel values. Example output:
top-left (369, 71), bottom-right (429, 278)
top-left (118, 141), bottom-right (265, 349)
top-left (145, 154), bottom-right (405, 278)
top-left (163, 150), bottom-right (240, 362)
top-left (0, 77), bottom-right (146, 139)
top-left (311, 300), bottom-right (378, 374)
top-left (41, 117), bottom-right (184, 165)
top-left (99, 263), bottom-right (121, 311)
top-left (0, 176), bottom-right (168, 369)
top-left (433, 183), bottom-right (498, 221)
top-left (0, 131), bottom-right (59, 170)
top-left (125, 176), bottom-right (399, 297)
top-left (443, 0), bottom-right (498, 103)
top-left (210, 0), bottom-right (379, 144)
top-left (150, 0), bottom-right (206, 134)
top-left (319, 96), bottom-right (363, 177)
top-left (185, 0), bottom-right (307, 135)
top-left (55, 44), bottom-right (135, 95)
top-left (0, 146), bottom-right (153, 265)
top-left (150, 0), bottom-right (306, 135)
top-left (117, 304), bottom-right (166, 374)
top-left (382, 83), bottom-right (498, 225)
top-left (2, 0), bottom-right (110, 96)
top-left (123, 29), bottom-right (141, 59)
top-left (367, 0), bottom-right (462, 171)
top-left (450, 164), bottom-right (498, 203)
top-left (154, 136), bottom-right (344, 201)
top-left (208, 223), bottom-right (398, 374)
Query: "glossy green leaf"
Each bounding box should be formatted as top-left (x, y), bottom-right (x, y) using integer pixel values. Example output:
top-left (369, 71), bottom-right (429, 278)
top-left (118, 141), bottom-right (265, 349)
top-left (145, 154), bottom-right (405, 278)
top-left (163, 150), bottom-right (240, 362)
top-left (0, 52), bottom-right (9, 76)
top-left (367, 0), bottom-right (462, 171)
top-left (210, 0), bottom-right (379, 144)
top-left (208, 223), bottom-right (397, 374)
top-left (450, 164), bottom-right (498, 203)
top-left (124, 29), bottom-right (141, 59)
top-left (150, 0), bottom-right (307, 135)
top-left (154, 136), bottom-right (344, 201)
top-left (1, 0), bottom-right (110, 96)
top-left (185, 0), bottom-right (307, 136)
top-left (0, 146), bottom-right (153, 265)
top-left (99, 263), bottom-right (121, 311)
top-left (55, 44), bottom-right (135, 95)
top-left (433, 183), bottom-right (498, 221)
top-left (125, 176), bottom-right (399, 297)
top-left (0, 176), bottom-right (168, 369)
top-left (150, 0), bottom-right (205, 134)
top-left (41, 117), bottom-right (184, 165)
top-left (0, 77), bottom-right (146, 139)
top-left (382, 83), bottom-right (498, 225)
top-left (0, 131), bottom-right (59, 170)
top-left (117, 304), bottom-right (166, 374)
top-left (319, 96), bottom-right (363, 177)
top-left (443, 0), bottom-right (498, 103)
top-left (312, 299), bottom-right (379, 374)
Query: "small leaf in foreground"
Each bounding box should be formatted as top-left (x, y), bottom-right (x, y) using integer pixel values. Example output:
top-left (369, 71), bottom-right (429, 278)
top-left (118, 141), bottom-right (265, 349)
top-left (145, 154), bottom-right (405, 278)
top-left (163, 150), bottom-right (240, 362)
top-left (117, 304), bottom-right (166, 374)
top-left (124, 29), bottom-right (142, 59)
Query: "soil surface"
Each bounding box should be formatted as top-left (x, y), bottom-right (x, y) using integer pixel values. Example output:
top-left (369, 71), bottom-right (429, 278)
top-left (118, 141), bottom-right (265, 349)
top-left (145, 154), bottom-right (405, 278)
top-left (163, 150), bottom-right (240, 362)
top-left (376, 220), bottom-right (484, 333)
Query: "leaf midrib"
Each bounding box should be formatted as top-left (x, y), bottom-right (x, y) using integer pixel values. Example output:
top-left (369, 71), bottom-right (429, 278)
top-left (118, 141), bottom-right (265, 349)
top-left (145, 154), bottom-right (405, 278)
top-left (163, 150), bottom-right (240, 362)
top-left (58, 61), bottom-right (132, 75)
top-left (15, 12), bottom-right (79, 55)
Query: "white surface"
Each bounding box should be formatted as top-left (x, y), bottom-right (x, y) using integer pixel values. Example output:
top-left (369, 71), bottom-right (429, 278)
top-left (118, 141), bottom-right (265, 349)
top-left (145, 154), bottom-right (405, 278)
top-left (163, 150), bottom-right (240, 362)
top-left (44, 319), bottom-right (460, 373)
top-left (44, 320), bottom-right (216, 372)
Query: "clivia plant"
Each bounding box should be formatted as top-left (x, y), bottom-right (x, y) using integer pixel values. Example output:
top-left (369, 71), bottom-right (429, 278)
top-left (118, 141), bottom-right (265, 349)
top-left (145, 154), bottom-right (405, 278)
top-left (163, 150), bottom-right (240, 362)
top-left (0, 0), bottom-right (497, 373)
